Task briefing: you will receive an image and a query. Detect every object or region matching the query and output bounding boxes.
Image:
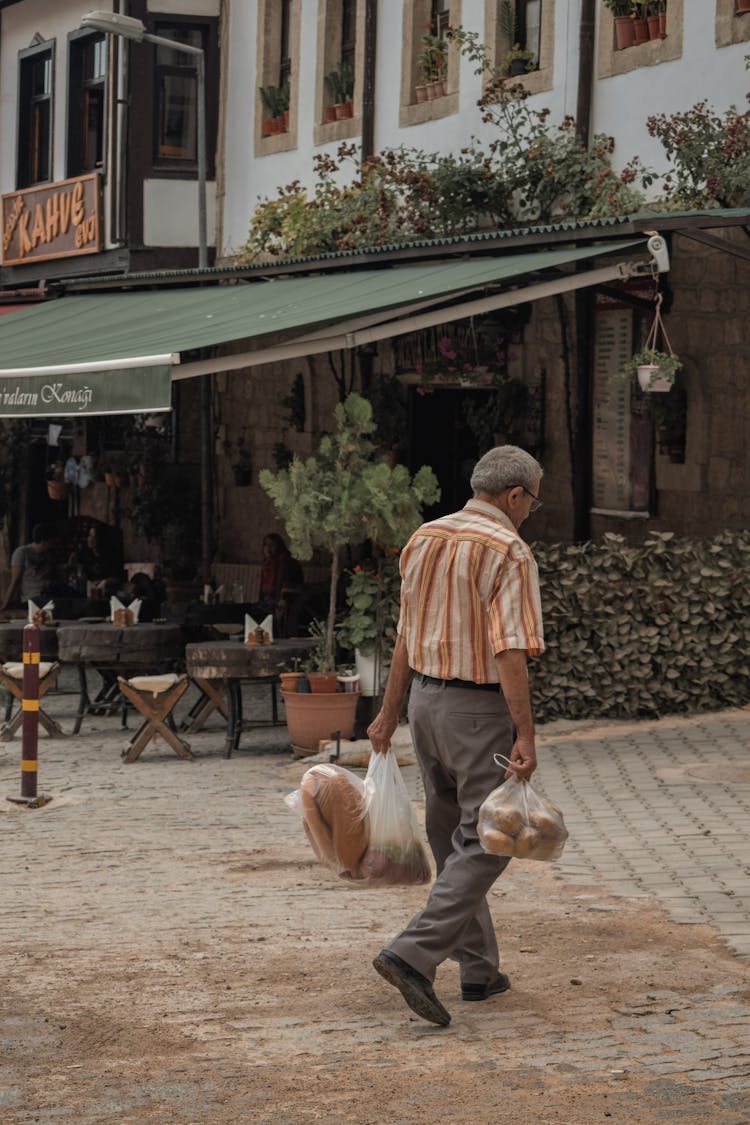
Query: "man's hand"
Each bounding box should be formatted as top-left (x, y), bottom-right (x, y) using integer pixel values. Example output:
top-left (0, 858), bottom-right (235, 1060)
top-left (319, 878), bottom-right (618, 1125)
top-left (505, 734), bottom-right (536, 781)
top-left (367, 708), bottom-right (398, 756)
top-left (367, 634), bottom-right (413, 755)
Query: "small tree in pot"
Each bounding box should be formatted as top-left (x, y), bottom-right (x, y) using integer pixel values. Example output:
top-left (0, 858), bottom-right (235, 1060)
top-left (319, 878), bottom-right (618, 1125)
top-left (260, 393), bottom-right (440, 672)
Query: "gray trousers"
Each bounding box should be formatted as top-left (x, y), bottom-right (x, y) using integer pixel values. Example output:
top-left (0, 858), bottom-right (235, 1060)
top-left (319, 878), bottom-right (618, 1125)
top-left (388, 678), bottom-right (513, 987)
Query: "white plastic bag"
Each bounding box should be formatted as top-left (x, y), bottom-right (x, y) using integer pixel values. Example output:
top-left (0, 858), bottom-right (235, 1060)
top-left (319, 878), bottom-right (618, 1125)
top-left (285, 763), bottom-right (369, 879)
top-left (358, 751), bottom-right (431, 885)
top-left (478, 766), bottom-right (568, 863)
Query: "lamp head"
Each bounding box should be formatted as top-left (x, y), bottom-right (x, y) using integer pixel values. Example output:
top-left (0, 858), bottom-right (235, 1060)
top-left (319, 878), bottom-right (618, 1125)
top-left (79, 11), bottom-right (146, 41)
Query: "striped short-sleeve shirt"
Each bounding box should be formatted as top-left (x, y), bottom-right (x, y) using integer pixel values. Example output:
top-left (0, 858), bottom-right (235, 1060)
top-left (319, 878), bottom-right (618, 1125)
top-left (398, 498), bottom-right (544, 683)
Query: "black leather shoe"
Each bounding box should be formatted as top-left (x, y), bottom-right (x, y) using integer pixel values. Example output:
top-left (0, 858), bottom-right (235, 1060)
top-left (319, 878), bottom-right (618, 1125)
top-left (461, 972), bottom-right (511, 1002)
top-left (373, 950), bottom-right (451, 1026)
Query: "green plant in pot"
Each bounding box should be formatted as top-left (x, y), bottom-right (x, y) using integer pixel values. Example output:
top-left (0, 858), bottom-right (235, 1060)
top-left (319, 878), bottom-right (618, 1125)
top-left (620, 346), bottom-right (682, 392)
top-left (500, 43), bottom-right (535, 77)
top-left (260, 393), bottom-right (439, 748)
top-left (336, 554), bottom-right (402, 697)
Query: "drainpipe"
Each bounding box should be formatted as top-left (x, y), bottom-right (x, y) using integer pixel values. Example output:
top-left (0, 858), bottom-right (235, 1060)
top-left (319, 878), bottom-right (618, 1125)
top-left (361, 0), bottom-right (377, 162)
top-left (576, 0), bottom-right (595, 146)
top-left (572, 0), bottom-right (596, 541)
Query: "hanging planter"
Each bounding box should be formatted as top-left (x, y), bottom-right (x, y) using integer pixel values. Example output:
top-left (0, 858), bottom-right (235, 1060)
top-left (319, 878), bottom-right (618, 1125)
top-left (618, 292), bottom-right (683, 393)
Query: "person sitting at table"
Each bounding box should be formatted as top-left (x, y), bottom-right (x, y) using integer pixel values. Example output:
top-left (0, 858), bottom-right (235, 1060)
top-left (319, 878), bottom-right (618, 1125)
top-left (254, 533), bottom-right (303, 633)
top-left (67, 524), bottom-right (121, 598)
top-left (1, 523), bottom-right (58, 612)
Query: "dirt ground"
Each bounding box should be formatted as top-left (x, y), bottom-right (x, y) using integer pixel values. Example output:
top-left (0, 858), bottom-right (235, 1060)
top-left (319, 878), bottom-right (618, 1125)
top-left (3, 739), bottom-right (749, 1125)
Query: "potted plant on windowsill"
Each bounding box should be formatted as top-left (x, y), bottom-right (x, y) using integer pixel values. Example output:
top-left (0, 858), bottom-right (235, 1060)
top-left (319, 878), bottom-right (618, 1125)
top-left (259, 83), bottom-right (287, 136)
top-left (500, 44), bottom-right (535, 77)
top-left (324, 61), bottom-right (354, 121)
top-left (260, 393), bottom-right (439, 753)
top-left (603, 0), bottom-right (638, 49)
top-left (417, 31), bottom-right (447, 100)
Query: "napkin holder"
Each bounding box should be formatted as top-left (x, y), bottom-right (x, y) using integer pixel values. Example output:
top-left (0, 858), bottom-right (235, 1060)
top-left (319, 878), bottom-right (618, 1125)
top-left (28, 599), bottom-right (54, 626)
top-left (244, 613), bottom-right (273, 646)
top-left (111, 597), bottom-right (142, 626)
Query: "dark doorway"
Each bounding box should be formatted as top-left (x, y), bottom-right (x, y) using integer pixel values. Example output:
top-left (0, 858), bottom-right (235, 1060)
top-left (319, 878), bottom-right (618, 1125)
top-left (408, 386), bottom-right (488, 521)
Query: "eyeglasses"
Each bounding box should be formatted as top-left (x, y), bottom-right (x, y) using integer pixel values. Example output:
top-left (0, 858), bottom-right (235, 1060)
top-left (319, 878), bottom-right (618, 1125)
top-left (510, 484), bottom-right (543, 512)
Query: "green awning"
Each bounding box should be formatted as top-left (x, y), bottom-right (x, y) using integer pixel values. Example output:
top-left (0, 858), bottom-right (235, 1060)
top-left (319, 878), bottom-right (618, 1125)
top-left (0, 240), bottom-right (648, 416)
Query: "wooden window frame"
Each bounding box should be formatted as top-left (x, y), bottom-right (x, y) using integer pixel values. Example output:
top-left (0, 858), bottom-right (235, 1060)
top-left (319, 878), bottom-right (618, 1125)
top-left (67, 29), bottom-right (107, 178)
top-left (150, 16), bottom-right (219, 179)
top-left (17, 40), bottom-right (55, 189)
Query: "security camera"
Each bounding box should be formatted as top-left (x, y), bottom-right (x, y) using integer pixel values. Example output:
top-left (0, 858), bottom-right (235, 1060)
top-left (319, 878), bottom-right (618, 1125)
top-left (647, 234), bottom-right (670, 273)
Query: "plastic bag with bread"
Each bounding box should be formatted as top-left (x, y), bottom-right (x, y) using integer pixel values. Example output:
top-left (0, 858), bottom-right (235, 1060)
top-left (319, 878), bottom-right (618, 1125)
top-left (356, 749), bottom-right (431, 886)
top-left (286, 763), bottom-right (370, 879)
top-left (478, 767), bottom-right (568, 863)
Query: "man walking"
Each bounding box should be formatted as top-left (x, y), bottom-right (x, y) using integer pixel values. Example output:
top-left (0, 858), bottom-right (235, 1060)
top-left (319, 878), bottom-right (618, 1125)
top-left (368, 445), bottom-right (544, 1027)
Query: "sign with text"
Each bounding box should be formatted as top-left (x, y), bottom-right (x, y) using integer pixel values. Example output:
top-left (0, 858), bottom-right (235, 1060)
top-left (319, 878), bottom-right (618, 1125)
top-left (1, 174), bottom-right (101, 266)
top-left (0, 366), bottom-right (173, 418)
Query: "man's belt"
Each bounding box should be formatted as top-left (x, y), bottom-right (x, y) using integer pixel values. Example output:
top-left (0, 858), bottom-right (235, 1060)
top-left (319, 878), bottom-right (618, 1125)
top-left (416, 674), bottom-right (499, 694)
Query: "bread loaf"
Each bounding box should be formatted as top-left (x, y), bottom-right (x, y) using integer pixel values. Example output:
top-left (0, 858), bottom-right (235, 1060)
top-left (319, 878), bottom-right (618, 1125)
top-left (480, 827), bottom-right (516, 857)
top-left (299, 765), bottom-right (369, 877)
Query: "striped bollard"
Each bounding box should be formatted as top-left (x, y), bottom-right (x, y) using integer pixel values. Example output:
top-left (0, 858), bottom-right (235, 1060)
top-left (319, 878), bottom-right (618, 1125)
top-left (7, 623), bottom-right (51, 808)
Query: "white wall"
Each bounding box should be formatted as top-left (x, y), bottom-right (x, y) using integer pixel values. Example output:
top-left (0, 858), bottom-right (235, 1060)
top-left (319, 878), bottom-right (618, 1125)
top-left (220, 0), bottom-right (750, 259)
top-left (144, 178), bottom-right (217, 245)
top-left (592, 3), bottom-right (750, 176)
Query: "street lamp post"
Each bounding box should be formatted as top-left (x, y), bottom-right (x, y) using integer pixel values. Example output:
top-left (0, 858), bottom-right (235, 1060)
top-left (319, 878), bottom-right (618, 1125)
top-left (80, 11), bottom-right (213, 582)
top-left (80, 10), bottom-right (207, 269)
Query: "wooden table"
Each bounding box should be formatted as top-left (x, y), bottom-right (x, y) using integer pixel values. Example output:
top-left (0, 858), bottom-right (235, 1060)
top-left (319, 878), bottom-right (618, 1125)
top-left (184, 637), bottom-right (314, 757)
top-left (0, 620), bottom-right (64, 663)
top-left (57, 622), bottom-right (183, 734)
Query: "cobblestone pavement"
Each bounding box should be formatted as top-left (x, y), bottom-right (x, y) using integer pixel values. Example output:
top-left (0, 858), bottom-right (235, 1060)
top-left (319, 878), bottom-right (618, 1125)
top-left (0, 675), bottom-right (749, 1122)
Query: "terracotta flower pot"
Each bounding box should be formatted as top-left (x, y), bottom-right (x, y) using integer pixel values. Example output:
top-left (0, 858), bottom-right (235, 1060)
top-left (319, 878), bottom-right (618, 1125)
top-left (658, 11), bottom-right (667, 35)
top-left (633, 18), bottom-right (649, 44)
top-left (281, 688), bottom-right (359, 754)
top-left (307, 670), bottom-right (339, 693)
top-left (415, 84), bottom-right (429, 103)
top-left (279, 671), bottom-right (305, 693)
top-left (647, 15), bottom-right (660, 39)
top-left (614, 16), bottom-right (636, 49)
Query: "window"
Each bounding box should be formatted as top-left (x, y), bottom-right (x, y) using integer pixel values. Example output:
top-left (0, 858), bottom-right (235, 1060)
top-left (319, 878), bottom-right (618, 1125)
top-left (485, 0), bottom-right (554, 94)
top-left (316, 0), bottom-right (362, 132)
top-left (431, 0), bottom-right (451, 37)
top-left (68, 33), bottom-right (107, 176)
top-left (154, 24), bottom-right (206, 164)
top-left (279, 0), bottom-right (293, 88)
top-left (256, 0), bottom-right (300, 153)
top-left (517, 1), bottom-right (542, 67)
top-left (399, 0), bottom-right (461, 127)
top-left (17, 43), bottom-right (54, 188)
top-left (341, 0), bottom-right (357, 71)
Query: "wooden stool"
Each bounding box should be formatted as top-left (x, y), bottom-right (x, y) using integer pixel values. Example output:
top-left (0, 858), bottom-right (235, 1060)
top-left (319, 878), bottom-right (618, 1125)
top-left (0, 661), bottom-right (66, 741)
top-left (181, 677), bottom-right (229, 733)
top-left (117, 674), bottom-right (193, 762)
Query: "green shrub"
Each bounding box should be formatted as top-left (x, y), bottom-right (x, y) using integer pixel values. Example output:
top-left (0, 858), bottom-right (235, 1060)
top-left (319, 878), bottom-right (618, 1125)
top-left (530, 531), bottom-right (750, 721)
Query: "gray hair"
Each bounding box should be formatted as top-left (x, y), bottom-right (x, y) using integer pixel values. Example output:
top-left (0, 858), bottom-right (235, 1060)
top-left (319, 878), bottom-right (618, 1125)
top-left (470, 445), bottom-right (543, 496)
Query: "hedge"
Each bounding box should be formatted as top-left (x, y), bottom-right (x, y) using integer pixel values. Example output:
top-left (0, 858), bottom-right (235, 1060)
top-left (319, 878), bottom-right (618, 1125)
top-left (529, 531), bottom-right (750, 721)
